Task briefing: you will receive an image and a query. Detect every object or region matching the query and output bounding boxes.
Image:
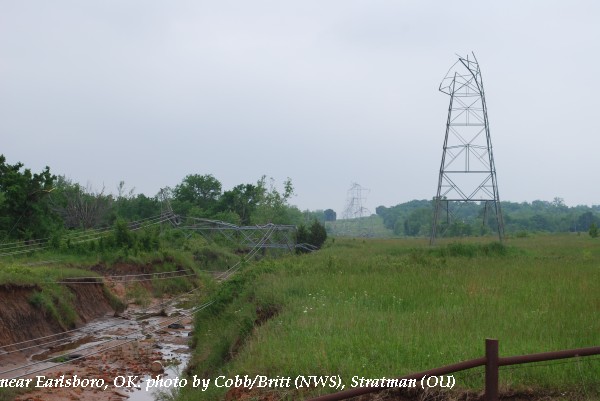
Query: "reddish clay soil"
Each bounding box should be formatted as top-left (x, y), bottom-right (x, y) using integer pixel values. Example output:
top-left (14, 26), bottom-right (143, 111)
top-left (0, 283), bottom-right (112, 348)
top-left (7, 308), bottom-right (193, 401)
top-left (0, 277), bottom-right (193, 401)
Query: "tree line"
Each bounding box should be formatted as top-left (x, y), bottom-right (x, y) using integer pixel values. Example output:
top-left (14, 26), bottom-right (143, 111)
top-left (376, 198), bottom-right (600, 237)
top-left (0, 155), bottom-right (326, 248)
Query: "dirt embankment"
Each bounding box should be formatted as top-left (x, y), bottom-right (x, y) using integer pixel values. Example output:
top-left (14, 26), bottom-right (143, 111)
top-left (0, 283), bottom-right (114, 348)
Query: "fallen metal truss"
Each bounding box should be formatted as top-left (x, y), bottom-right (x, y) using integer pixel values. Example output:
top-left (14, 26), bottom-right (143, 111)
top-left (158, 188), bottom-right (180, 227)
top-left (342, 182), bottom-right (370, 219)
top-left (431, 53), bottom-right (504, 244)
top-left (0, 190), bottom-right (309, 257)
top-left (179, 217), bottom-right (298, 253)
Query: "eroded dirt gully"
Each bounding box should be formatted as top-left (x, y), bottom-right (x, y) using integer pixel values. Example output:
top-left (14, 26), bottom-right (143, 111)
top-left (0, 264), bottom-right (196, 401)
top-left (0, 282), bottom-right (112, 348)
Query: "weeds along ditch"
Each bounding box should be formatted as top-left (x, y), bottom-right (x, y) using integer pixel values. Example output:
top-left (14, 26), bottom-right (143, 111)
top-left (0, 225), bottom-right (244, 321)
top-left (0, 227), bottom-right (244, 401)
top-left (0, 255), bottom-right (199, 328)
top-left (183, 235), bottom-right (600, 400)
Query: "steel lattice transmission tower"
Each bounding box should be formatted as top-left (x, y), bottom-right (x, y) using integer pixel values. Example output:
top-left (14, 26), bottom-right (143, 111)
top-left (430, 53), bottom-right (504, 244)
top-left (343, 182), bottom-right (370, 219)
top-left (339, 182), bottom-right (374, 237)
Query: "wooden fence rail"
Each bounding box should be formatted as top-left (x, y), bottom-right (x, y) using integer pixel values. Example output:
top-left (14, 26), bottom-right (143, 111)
top-left (306, 339), bottom-right (600, 401)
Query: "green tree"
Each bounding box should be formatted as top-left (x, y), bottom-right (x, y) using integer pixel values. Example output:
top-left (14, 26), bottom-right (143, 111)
top-left (590, 222), bottom-right (599, 238)
top-left (114, 193), bottom-right (160, 222)
top-left (296, 224), bottom-right (309, 245)
top-left (530, 214), bottom-right (550, 231)
top-left (50, 176), bottom-right (113, 229)
top-left (0, 155), bottom-right (60, 239)
top-left (302, 209), bottom-right (325, 223)
top-left (113, 219), bottom-right (134, 249)
top-left (577, 211), bottom-right (599, 232)
top-left (252, 176), bottom-right (297, 224)
top-left (308, 219), bottom-right (327, 249)
top-left (295, 220), bottom-right (326, 252)
top-left (446, 221), bottom-right (474, 237)
top-left (324, 209), bottom-right (336, 222)
top-left (218, 184), bottom-right (261, 225)
top-left (173, 174), bottom-right (222, 216)
top-left (403, 207), bottom-right (431, 236)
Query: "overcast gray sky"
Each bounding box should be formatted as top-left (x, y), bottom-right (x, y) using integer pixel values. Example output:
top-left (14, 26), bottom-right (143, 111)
top-left (2, 1), bottom-right (599, 214)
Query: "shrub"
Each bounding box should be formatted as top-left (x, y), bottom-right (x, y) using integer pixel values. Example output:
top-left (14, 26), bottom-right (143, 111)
top-left (114, 219), bottom-right (134, 248)
top-left (308, 219), bottom-right (327, 249)
top-left (295, 220), bottom-right (327, 253)
top-left (589, 222), bottom-right (599, 238)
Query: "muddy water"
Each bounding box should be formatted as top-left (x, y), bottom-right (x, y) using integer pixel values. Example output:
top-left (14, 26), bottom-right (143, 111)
top-left (95, 306), bottom-right (194, 401)
top-left (1, 299), bottom-right (195, 401)
top-left (129, 346), bottom-right (189, 401)
top-left (127, 321), bottom-right (192, 401)
top-left (128, 344), bottom-right (190, 401)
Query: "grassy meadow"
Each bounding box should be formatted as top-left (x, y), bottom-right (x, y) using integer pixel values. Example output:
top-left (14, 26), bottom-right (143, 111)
top-left (184, 234), bottom-right (600, 400)
top-left (325, 215), bottom-right (394, 238)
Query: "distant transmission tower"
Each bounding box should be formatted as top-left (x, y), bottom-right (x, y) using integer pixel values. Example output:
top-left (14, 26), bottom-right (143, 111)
top-left (343, 182), bottom-right (370, 219)
top-left (430, 53), bottom-right (504, 244)
top-left (341, 182), bottom-right (373, 237)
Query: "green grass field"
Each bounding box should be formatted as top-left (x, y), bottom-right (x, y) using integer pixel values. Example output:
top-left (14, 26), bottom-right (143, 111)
top-left (184, 234), bottom-right (600, 400)
top-left (325, 215), bottom-right (394, 238)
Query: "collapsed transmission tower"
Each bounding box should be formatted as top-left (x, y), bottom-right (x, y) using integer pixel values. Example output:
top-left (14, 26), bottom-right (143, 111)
top-left (159, 188), bottom-right (179, 227)
top-left (179, 218), bottom-right (298, 253)
top-left (340, 182), bottom-right (373, 237)
top-left (430, 53), bottom-right (504, 244)
top-left (343, 182), bottom-right (370, 219)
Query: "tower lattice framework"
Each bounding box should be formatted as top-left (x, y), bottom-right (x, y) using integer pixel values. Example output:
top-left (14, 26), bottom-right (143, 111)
top-left (343, 182), bottom-right (370, 220)
top-left (431, 53), bottom-right (504, 244)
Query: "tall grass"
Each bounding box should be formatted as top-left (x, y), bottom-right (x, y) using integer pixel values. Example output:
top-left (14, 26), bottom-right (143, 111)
top-left (0, 235), bottom-right (216, 331)
top-left (0, 264), bottom-right (100, 286)
top-left (183, 234), bottom-right (600, 400)
top-left (325, 215), bottom-right (395, 238)
top-left (28, 283), bottom-right (78, 328)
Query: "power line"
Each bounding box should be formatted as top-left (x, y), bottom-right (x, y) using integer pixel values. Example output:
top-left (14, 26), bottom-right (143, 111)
top-left (0, 214), bottom-right (281, 379)
top-left (0, 226), bottom-right (277, 377)
top-left (1, 300), bottom-right (214, 379)
top-left (0, 213), bottom-right (174, 257)
top-left (0, 286), bottom-right (201, 353)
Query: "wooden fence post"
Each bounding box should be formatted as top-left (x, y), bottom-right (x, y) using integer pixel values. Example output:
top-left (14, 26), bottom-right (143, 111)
top-left (485, 338), bottom-right (499, 401)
